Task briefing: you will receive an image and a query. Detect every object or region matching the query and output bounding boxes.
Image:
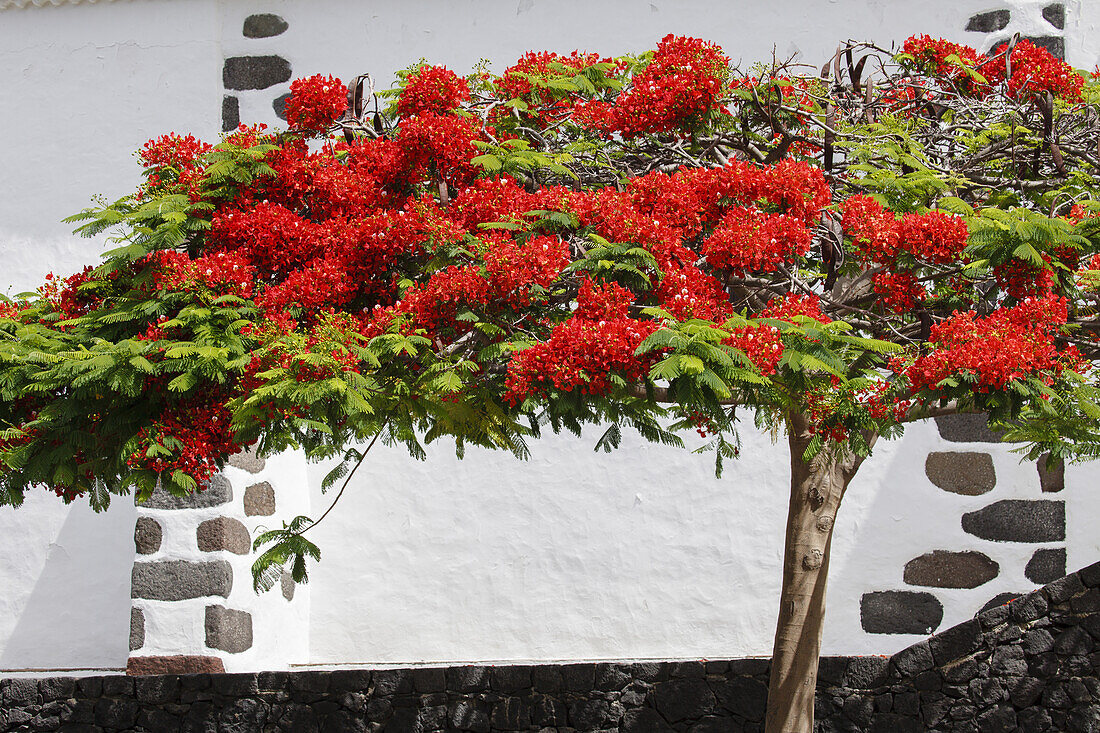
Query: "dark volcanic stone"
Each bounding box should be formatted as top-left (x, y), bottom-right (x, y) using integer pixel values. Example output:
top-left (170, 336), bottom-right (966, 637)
top-left (935, 413), bottom-right (1004, 442)
top-left (219, 697), bottom-right (267, 733)
top-left (904, 550), bottom-right (999, 588)
top-left (561, 663), bottom-right (595, 691)
top-left (224, 56), bottom-right (292, 91)
top-left (568, 698), bottom-right (610, 729)
top-left (654, 678), bottom-right (716, 722)
top-left (197, 516), bottom-right (251, 555)
top-left (130, 607), bottom-right (144, 651)
top-left (243, 13), bottom-right (289, 38)
top-left (713, 676), bottom-right (767, 720)
top-left (976, 704), bottom-right (1017, 733)
top-left (892, 640), bottom-right (935, 676)
top-left (410, 667), bottom-right (444, 693)
top-left (143, 473), bottom-right (232, 509)
top-left (1046, 572), bottom-right (1085, 603)
top-left (94, 698), bottom-right (139, 729)
top-left (1038, 453), bottom-right (1065, 492)
top-left (134, 516), bottom-right (163, 554)
top-left (622, 707), bottom-right (674, 733)
top-left (492, 665), bottom-right (532, 693)
top-left (965, 9), bottom-right (1010, 32)
top-left (244, 481), bottom-right (276, 516)
top-left (925, 452), bottom-right (996, 495)
top-left (1012, 591), bottom-right (1049, 622)
top-left (980, 592), bottom-right (1022, 615)
top-left (204, 605), bottom-right (253, 653)
top-left (222, 96), bottom-right (239, 133)
top-left (999, 35), bottom-right (1065, 59)
top-left (1027, 548), bottom-right (1067, 584)
top-left (490, 697), bottom-right (530, 730)
top-left (274, 93), bottom-right (291, 122)
top-left (962, 499), bottom-right (1064, 542)
top-left (862, 591), bottom-right (944, 634)
top-left (131, 559), bottom-right (232, 600)
top-left (450, 700), bottom-right (490, 733)
top-left (446, 666), bottom-right (489, 693)
top-left (134, 674), bottom-right (180, 704)
top-left (929, 619), bottom-right (982, 666)
top-left (1043, 4), bottom-right (1065, 30)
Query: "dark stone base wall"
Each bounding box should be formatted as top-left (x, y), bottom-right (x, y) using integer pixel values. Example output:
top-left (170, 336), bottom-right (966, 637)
top-left (4, 560), bottom-right (1100, 732)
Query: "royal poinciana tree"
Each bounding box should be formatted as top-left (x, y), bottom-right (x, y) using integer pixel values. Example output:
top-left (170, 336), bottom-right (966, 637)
top-left (4, 32), bottom-right (1100, 730)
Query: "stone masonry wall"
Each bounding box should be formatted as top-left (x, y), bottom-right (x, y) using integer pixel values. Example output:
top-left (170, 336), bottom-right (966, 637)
top-left (4, 559), bottom-right (1099, 732)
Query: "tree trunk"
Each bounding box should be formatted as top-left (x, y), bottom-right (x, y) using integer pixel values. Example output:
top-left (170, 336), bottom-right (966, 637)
top-left (764, 413), bottom-right (872, 733)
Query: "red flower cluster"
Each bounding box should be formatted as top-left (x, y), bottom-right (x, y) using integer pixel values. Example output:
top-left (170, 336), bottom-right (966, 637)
top-left (126, 399), bottom-right (240, 486)
top-left (495, 50), bottom-right (611, 124)
top-left (985, 39), bottom-right (1084, 102)
top-left (284, 74), bottom-right (347, 132)
top-left (703, 207), bottom-right (812, 274)
top-left (504, 279), bottom-right (657, 402)
top-left (576, 34), bottom-right (729, 137)
top-left (397, 65), bottom-right (471, 117)
top-left (907, 296), bottom-right (1083, 393)
top-left (901, 35), bottom-right (1083, 103)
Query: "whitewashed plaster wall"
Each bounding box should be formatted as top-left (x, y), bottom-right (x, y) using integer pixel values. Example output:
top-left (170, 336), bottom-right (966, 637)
top-left (0, 0), bottom-right (1097, 672)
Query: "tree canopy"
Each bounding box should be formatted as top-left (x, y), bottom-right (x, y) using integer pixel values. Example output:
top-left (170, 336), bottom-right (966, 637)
top-left (2, 33), bottom-right (1100, 580)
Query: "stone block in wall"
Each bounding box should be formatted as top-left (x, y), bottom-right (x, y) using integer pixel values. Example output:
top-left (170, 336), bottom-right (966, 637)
top-left (861, 591), bottom-right (943, 634)
top-left (1038, 452), bottom-right (1065, 492)
top-left (228, 446), bottom-right (266, 474)
top-left (280, 570), bottom-right (295, 601)
top-left (904, 550), bottom-right (998, 588)
top-left (134, 517), bottom-right (162, 554)
top-left (965, 9), bottom-right (1010, 32)
top-left (223, 56), bottom-right (292, 91)
top-left (196, 516), bottom-right (251, 555)
top-left (244, 481), bottom-right (275, 516)
top-left (131, 560), bottom-right (232, 600)
top-left (126, 656), bottom-right (225, 675)
top-left (243, 13), bottom-right (289, 38)
top-left (980, 592), bottom-right (1022, 615)
top-left (962, 499), bottom-right (1064, 542)
top-left (273, 92), bottom-right (291, 122)
top-left (1043, 4), bottom-right (1065, 30)
top-left (142, 474), bottom-right (232, 510)
top-left (222, 96), bottom-right (239, 133)
top-left (924, 452), bottom-right (995, 495)
top-left (990, 35), bottom-right (1065, 59)
top-left (205, 605), bottom-right (253, 653)
top-left (934, 414), bottom-right (1004, 443)
top-left (1026, 548), bottom-right (1066, 584)
top-left (130, 608), bottom-right (144, 651)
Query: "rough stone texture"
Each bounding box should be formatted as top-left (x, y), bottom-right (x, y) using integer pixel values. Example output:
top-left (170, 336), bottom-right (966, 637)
top-left (962, 499), bottom-right (1065, 542)
top-left (228, 446), bottom-right (266, 474)
top-left (904, 550), bottom-right (999, 588)
top-left (205, 605), bottom-right (254, 654)
top-left (142, 473), bottom-right (232, 510)
top-left (223, 56), bottom-right (292, 90)
top-left (861, 590), bottom-right (944, 634)
top-left (280, 570), bottom-right (296, 602)
top-left (134, 517), bottom-right (162, 555)
top-left (1027, 547), bottom-right (1067, 584)
top-left (924, 451), bottom-right (996, 495)
top-left (1038, 452), bottom-right (1065, 492)
top-left (222, 95), bottom-right (239, 133)
top-left (965, 9), bottom-right (1010, 32)
top-left (1043, 4), bottom-right (1065, 30)
top-left (126, 655), bottom-right (225, 675)
top-left (980, 592), bottom-right (1022, 614)
top-left (273, 92), bottom-right (291, 122)
top-left (935, 413), bottom-right (1004, 443)
top-left (131, 559), bottom-right (232, 600)
top-left (196, 516), bottom-right (251, 555)
top-left (242, 13), bottom-right (288, 38)
top-left (6, 559), bottom-right (1099, 731)
top-left (130, 608), bottom-right (144, 651)
top-left (244, 481), bottom-right (276, 517)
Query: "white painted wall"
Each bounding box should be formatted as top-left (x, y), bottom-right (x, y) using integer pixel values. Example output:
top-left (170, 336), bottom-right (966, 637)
top-left (0, 0), bottom-right (1097, 671)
